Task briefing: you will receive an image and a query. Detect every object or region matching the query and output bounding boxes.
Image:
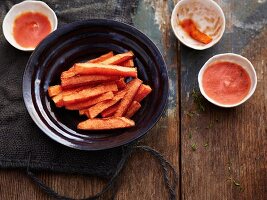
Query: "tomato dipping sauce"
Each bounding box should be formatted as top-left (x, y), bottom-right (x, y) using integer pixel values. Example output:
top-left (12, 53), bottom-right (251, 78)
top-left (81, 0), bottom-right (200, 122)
top-left (13, 12), bottom-right (51, 48)
top-left (202, 62), bottom-right (251, 105)
top-left (180, 19), bottom-right (212, 44)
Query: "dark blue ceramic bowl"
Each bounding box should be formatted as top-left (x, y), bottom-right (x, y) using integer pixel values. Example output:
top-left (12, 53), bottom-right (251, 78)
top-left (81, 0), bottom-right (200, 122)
top-left (23, 19), bottom-right (168, 150)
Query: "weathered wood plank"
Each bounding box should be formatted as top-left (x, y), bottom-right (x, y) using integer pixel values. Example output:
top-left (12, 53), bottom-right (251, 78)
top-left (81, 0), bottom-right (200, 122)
top-left (117, 0), bottom-right (180, 199)
top-left (0, 170), bottom-right (109, 199)
top-left (0, 0), bottom-right (180, 199)
top-left (180, 0), bottom-right (267, 200)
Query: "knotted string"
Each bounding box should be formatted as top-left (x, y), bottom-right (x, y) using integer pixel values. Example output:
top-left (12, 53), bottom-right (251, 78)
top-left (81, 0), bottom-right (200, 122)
top-left (27, 145), bottom-right (178, 200)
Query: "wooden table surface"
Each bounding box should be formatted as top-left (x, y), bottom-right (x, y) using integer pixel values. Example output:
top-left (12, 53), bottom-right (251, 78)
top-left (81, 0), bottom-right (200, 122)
top-left (0, 0), bottom-right (266, 199)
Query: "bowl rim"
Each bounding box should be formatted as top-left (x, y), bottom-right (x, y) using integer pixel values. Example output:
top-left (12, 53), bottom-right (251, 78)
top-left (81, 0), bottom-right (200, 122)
top-left (198, 53), bottom-right (257, 108)
top-left (23, 19), bottom-right (169, 151)
top-left (171, 0), bottom-right (226, 50)
top-left (2, 0), bottom-right (58, 51)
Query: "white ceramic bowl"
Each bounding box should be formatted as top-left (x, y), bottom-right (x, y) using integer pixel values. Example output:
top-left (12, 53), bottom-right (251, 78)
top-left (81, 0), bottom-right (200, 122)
top-left (171, 0), bottom-right (225, 50)
top-left (2, 0), bottom-right (58, 51)
top-left (198, 53), bottom-right (257, 108)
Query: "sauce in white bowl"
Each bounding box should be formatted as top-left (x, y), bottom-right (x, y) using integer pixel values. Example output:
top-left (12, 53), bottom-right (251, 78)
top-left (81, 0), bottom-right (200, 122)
top-left (171, 0), bottom-right (225, 50)
top-left (2, 0), bottom-right (57, 51)
top-left (198, 53), bottom-right (257, 108)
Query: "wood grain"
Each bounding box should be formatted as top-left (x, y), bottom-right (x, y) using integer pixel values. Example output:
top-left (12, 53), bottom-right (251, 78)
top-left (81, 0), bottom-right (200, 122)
top-left (180, 0), bottom-right (267, 200)
top-left (0, 170), bottom-right (108, 199)
top-left (115, 0), bottom-right (180, 198)
top-left (0, 0), bottom-right (180, 199)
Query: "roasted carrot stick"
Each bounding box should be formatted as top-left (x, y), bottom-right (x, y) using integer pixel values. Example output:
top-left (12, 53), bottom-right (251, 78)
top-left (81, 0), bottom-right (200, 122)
top-left (102, 79), bottom-right (144, 117)
top-left (61, 75), bottom-right (120, 89)
top-left (120, 59), bottom-right (134, 67)
top-left (114, 78), bottom-right (142, 117)
top-left (61, 51), bottom-right (114, 79)
top-left (79, 109), bottom-right (88, 116)
top-left (116, 78), bottom-right (127, 90)
top-left (133, 84), bottom-right (152, 102)
top-left (50, 86), bottom-right (91, 107)
top-left (101, 103), bottom-right (120, 118)
top-left (100, 51), bottom-right (134, 65)
top-left (102, 84), bottom-right (152, 117)
top-left (87, 90), bottom-right (126, 119)
top-left (180, 19), bottom-right (212, 44)
top-left (87, 51), bottom-right (114, 63)
top-left (77, 117), bottom-right (135, 130)
top-left (74, 63), bottom-right (137, 77)
top-left (125, 101), bottom-right (141, 118)
top-left (61, 67), bottom-right (76, 79)
top-left (52, 93), bottom-right (64, 107)
top-left (63, 82), bottom-right (118, 105)
top-left (65, 92), bottom-right (114, 110)
top-left (48, 85), bottom-right (62, 97)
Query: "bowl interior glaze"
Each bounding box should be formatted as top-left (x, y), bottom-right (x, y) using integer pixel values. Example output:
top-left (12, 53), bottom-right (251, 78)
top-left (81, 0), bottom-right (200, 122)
top-left (23, 19), bottom-right (169, 150)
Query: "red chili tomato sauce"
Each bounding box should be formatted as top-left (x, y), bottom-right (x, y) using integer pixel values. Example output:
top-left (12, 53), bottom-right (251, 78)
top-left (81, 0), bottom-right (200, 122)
top-left (202, 62), bottom-right (251, 105)
top-left (13, 12), bottom-right (51, 48)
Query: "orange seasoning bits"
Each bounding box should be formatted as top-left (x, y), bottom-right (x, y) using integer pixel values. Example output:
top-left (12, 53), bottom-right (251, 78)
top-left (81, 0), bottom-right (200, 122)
top-left (13, 12), bottom-right (52, 48)
top-left (180, 19), bottom-right (212, 44)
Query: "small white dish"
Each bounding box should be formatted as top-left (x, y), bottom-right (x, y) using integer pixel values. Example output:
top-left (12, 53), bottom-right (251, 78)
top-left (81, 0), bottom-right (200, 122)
top-left (198, 53), bottom-right (257, 108)
top-left (171, 0), bottom-right (225, 50)
top-left (2, 0), bottom-right (58, 51)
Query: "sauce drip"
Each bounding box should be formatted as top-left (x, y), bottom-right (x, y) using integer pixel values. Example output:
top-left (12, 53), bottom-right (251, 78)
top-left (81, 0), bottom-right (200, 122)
top-left (180, 19), bottom-right (212, 44)
top-left (13, 12), bottom-right (51, 48)
top-left (203, 62), bottom-right (251, 105)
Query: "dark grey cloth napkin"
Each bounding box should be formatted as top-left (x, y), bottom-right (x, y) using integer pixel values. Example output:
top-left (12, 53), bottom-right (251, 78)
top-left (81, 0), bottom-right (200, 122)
top-left (0, 0), bottom-right (138, 178)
